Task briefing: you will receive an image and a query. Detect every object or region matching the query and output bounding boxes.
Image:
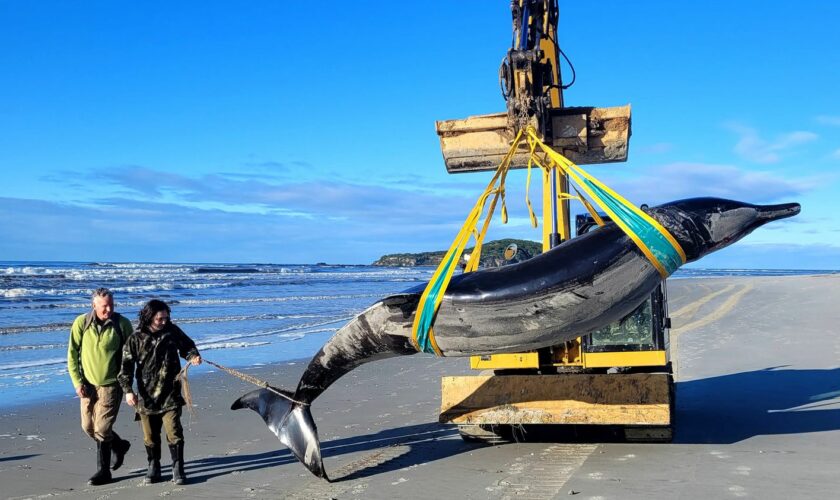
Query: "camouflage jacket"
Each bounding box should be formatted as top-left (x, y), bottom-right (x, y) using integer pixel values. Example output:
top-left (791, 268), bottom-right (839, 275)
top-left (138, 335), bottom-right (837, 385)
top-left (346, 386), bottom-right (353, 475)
top-left (118, 323), bottom-right (199, 415)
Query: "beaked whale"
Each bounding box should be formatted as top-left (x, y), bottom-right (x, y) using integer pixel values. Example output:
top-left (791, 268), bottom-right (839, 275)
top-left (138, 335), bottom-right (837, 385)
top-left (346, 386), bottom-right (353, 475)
top-left (232, 197), bottom-right (800, 480)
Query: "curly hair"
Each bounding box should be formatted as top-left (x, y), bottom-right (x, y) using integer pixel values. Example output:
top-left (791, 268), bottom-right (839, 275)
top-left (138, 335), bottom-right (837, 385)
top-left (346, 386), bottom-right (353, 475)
top-left (138, 299), bottom-right (171, 333)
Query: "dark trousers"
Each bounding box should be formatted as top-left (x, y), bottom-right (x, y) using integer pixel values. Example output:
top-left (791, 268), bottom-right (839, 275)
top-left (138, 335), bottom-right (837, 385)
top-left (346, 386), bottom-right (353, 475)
top-left (138, 408), bottom-right (183, 447)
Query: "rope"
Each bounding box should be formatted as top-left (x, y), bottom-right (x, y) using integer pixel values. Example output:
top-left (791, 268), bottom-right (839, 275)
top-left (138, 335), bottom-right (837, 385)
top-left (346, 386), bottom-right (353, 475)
top-left (179, 359), bottom-right (309, 407)
top-left (178, 363), bottom-right (196, 418)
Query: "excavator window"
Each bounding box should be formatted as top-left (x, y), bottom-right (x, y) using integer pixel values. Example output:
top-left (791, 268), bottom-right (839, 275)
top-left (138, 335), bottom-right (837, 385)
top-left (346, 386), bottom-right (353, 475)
top-left (575, 213), bottom-right (668, 354)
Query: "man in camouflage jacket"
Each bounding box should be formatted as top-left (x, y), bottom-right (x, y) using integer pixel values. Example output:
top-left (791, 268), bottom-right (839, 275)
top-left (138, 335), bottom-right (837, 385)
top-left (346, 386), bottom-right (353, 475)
top-left (118, 299), bottom-right (201, 484)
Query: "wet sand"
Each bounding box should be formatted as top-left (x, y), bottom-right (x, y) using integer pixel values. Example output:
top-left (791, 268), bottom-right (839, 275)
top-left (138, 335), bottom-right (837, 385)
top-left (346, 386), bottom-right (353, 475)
top-left (2, 275), bottom-right (839, 499)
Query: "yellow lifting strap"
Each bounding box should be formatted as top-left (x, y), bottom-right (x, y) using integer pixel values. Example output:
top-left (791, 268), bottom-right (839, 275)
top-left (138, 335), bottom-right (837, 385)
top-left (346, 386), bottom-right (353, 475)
top-left (410, 130), bottom-right (524, 355)
top-left (523, 127), bottom-right (686, 277)
top-left (411, 127), bottom-right (686, 356)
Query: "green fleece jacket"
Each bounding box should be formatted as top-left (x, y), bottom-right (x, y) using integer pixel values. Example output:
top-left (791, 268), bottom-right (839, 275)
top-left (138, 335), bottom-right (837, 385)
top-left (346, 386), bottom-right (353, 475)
top-left (67, 312), bottom-right (133, 388)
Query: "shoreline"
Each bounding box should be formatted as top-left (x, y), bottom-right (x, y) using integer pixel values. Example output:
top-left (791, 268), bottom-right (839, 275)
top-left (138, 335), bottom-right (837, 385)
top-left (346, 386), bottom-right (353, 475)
top-left (2, 274), bottom-right (839, 499)
top-left (0, 355), bottom-right (318, 412)
top-left (3, 271), bottom-right (838, 411)
top-left (1, 353), bottom-right (475, 499)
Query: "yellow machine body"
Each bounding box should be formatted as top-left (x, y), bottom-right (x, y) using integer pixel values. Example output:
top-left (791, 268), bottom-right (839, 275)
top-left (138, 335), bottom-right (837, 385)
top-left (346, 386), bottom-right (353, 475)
top-left (441, 373), bottom-right (673, 427)
top-left (470, 349), bottom-right (669, 371)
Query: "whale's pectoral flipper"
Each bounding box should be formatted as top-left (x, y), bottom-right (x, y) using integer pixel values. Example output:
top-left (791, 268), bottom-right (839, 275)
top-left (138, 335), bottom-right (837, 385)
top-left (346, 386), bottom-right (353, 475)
top-left (231, 388), bottom-right (328, 481)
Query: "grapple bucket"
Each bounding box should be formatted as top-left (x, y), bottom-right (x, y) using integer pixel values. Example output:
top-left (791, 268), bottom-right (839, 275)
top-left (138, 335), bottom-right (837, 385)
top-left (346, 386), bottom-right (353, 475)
top-left (436, 105), bottom-right (632, 173)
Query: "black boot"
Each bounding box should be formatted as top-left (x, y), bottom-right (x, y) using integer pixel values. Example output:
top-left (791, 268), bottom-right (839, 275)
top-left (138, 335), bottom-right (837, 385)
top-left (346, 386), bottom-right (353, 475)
top-left (88, 440), bottom-right (112, 485)
top-left (144, 444), bottom-right (161, 484)
top-left (169, 442), bottom-right (186, 485)
top-left (110, 432), bottom-right (130, 471)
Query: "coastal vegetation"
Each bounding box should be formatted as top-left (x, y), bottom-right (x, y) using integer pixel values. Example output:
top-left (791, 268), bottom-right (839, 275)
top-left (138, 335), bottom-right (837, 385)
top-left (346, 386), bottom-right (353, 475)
top-left (372, 238), bottom-right (542, 268)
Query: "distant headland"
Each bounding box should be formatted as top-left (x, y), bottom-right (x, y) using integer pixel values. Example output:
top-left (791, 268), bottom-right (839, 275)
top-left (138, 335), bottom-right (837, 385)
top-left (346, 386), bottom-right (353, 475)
top-left (372, 238), bottom-right (542, 267)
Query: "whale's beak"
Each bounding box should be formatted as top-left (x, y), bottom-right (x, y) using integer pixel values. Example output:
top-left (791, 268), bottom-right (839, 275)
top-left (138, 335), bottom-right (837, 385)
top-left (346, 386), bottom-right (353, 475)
top-left (757, 202), bottom-right (801, 223)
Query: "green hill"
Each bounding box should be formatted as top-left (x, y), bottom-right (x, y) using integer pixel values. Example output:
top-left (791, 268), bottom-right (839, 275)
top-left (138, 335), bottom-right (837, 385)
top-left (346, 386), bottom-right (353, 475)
top-left (372, 238), bottom-right (542, 267)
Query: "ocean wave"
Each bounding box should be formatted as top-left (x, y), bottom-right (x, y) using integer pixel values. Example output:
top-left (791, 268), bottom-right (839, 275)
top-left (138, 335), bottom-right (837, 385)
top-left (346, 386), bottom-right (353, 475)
top-left (2, 288), bottom-right (29, 298)
top-left (0, 344), bottom-right (65, 352)
top-left (115, 282), bottom-right (238, 292)
top-left (0, 322), bottom-right (76, 336)
top-left (2, 292), bottom-right (382, 311)
top-left (60, 264), bottom-right (209, 282)
top-left (2, 265), bottom-right (429, 300)
top-left (0, 358), bottom-right (66, 371)
top-left (189, 265), bottom-right (324, 275)
top-left (278, 327), bottom-right (337, 337)
top-left (192, 267), bottom-right (262, 274)
top-left (1, 273), bottom-right (65, 279)
top-left (197, 341), bottom-right (271, 351)
top-left (90, 262), bottom-right (191, 269)
top-left (3, 266), bottom-right (65, 276)
top-left (0, 323), bottom-right (336, 375)
top-left (0, 312), bottom-right (330, 335)
top-left (0, 281), bottom-right (237, 299)
top-left (174, 294), bottom-right (380, 306)
top-left (197, 317), bottom-right (348, 346)
top-left (175, 313), bottom-right (323, 325)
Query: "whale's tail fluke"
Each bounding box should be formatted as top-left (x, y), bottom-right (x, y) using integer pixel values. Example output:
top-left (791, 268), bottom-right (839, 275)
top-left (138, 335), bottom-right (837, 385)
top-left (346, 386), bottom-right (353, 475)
top-left (231, 388), bottom-right (328, 481)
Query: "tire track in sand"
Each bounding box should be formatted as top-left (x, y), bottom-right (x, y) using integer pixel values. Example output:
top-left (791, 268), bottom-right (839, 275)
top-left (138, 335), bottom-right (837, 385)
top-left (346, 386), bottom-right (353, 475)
top-left (487, 444), bottom-right (597, 499)
top-left (671, 283), bottom-right (753, 337)
top-left (280, 444), bottom-right (413, 499)
top-left (669, 283), bottom-right (738, 322)
top-left (280, 426), bottom-right (455, 499)
top-left (670, 283), bottom-right (753, 378)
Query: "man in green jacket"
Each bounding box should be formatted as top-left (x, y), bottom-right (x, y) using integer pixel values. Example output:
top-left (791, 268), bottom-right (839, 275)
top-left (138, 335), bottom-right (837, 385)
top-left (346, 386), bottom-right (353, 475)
top-left (67, 288), bottom-right (134, 485)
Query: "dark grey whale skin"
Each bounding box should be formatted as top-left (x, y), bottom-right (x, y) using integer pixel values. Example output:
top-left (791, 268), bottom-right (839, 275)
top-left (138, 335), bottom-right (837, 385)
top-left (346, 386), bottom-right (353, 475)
top-left (232, 197), bottom-right (800, 480)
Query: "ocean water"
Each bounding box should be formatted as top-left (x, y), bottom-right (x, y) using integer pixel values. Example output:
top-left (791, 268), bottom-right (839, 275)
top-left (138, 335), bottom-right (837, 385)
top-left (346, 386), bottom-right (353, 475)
top-left (0, 261), bottom-right (433, 409)
top-left (1, 261), bottom-right (836, 408)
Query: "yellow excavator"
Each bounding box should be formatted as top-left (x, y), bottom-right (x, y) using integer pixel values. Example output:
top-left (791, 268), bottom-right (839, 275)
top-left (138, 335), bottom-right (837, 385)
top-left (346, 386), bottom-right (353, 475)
top-left (436, 0), bottom-right (674, 442)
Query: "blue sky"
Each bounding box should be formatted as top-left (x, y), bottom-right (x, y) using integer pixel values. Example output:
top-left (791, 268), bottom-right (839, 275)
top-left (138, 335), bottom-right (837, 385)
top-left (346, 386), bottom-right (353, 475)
top-left (1, 1), bottom-right (838, 268)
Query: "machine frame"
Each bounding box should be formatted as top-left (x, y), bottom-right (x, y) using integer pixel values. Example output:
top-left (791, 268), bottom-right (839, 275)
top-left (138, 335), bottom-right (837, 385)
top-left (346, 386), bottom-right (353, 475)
top-left (436, 1), bottom-right (675, 443)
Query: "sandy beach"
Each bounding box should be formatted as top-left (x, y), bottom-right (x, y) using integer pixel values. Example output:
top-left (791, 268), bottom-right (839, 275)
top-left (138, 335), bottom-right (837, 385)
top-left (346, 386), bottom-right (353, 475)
top-left (2, 274), bottom-right (839, 499)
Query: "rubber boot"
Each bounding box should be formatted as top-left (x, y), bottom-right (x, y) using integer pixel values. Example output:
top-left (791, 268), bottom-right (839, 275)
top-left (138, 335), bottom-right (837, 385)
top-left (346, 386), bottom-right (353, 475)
top-left (144, 444), bottom-right (161, 484)
top-left (169, 442), bottom-right (186, 485)
top-left (88, 440), bottom-right (112, 485)
top-left (110, 432), bottom-right (130, 471)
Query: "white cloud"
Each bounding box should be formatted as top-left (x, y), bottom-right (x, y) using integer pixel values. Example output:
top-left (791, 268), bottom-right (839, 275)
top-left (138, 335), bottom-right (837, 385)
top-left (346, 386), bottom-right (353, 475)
top-left (66, 165), bottom-right (481, 226)
top-left (0, 195), bottom-right (478, 263)
top-left (725, 123), bottom-right (818, 164)
top-left (599, 162), bottom-right (818, 206)
top-left (816, 115), bottom-right (840, 126)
